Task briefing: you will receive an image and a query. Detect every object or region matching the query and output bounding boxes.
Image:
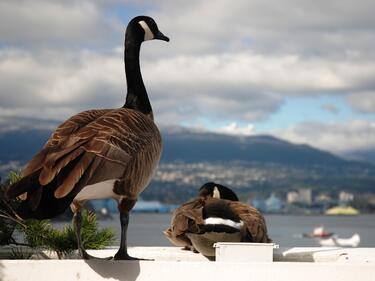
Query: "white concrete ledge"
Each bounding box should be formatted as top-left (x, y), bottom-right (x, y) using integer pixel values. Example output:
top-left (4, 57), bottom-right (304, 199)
top-left (1, 259), bottom-right (375, 281)
top-left (1, 247), bottom-right (375, 281)
top-left (2, 246), bottom-right (375, 263)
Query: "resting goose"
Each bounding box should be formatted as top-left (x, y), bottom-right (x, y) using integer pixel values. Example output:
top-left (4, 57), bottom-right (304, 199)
top-left (6, 16), bottom-right (169, 260)
top-left (164, 182), bottom-right (271, 259)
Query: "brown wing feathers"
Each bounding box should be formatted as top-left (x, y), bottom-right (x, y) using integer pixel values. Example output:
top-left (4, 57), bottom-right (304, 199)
top-left (39, 142), bottom-right (87, 185)
top-left (6, 109), bottom-right (125, 203)
top-left (21, 109), bottom-right (110, 178)
top-left (227, 201), bottom-right (271, 243)
top-left (54, 152), bottom-right (95, 198)
top-left (164, 199), bottom-right (205, 248)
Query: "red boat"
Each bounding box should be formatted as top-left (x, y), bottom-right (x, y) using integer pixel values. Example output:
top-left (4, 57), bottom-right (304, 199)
top-left (303, 226), bottom-right (334, 238)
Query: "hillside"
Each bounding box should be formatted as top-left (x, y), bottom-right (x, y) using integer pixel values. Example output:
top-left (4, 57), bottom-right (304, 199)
top-left (0, 126), bottom-right (372, 169)
top-left (161, 128), bottom-right (358, 167)
top-left (1, 127), bottom-right (374, 203)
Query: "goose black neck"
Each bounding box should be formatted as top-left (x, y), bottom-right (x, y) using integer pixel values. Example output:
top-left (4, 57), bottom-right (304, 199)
top-left (123, 36), bottom-right (152, 117)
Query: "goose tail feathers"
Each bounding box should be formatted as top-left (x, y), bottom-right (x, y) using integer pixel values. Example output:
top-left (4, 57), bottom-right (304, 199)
top-left (5, 170), bottom-right (41, 202)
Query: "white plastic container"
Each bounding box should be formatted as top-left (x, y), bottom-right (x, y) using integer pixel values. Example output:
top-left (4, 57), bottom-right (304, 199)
top-left (214, 242), bottom-right (277, 262)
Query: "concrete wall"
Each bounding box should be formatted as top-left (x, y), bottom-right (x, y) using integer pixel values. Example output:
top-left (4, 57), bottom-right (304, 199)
top-left (1, 247), bottom-right (375, 281)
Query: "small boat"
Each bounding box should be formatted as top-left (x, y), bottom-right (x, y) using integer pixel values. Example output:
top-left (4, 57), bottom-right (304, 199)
top-left (325, 206), bottom-right (360, 216)
top-left (319, 233), bottom-right (360, 247)
top-left (303, 226), bottom-right (334, 238)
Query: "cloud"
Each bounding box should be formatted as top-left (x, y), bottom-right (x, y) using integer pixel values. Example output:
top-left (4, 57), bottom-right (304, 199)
top-left (214, 122), bottom-right (255, 136)
top-left (0, 48), bottom-right (125, 120)
top-left (0, 0), bottom-right (121, 48)
top-left (1, 46), bottom-right (374, 128)
top-left (0, 116), bottom-right (58, 133)
top-left (0, 0), bottom-right (374, 149)
top-left (274, 120), bottom-right (375, 153)
top-left (321, 104), bottom-right (339, 114)
top-left (146, 53), bottom-right (372, 93)
top-left (346, 92), bottom-right (375, 113)
top-left (146, 52), bottom-right (375, 124)
top-left (154, 0), bottom-right (375, 57)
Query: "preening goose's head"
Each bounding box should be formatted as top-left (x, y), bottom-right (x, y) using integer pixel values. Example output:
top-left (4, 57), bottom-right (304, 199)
top-left (198, 182), bottom-right (239, 201)
top-left (126, 16), bottom-right (170, 44)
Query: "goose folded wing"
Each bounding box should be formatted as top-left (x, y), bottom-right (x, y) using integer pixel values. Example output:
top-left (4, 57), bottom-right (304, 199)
top-left (43, 127), bottom-right (135, 199)
top-left (22, 109), bottom-right (112, 177)
top-left (17, 109), bottom-right (141, 201)
top-left (164, 199), bottom-right (205, 248)
top-left (165, 200), bottom-right (204, 235)
top-left (228, 201), bottom-right (271, 243)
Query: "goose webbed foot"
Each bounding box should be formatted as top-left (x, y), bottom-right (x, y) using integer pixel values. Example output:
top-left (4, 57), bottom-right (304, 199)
top-left (113, 251), bottom-right (153, 261)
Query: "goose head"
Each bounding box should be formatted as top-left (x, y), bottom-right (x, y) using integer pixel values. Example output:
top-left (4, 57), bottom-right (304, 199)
top-left (126, 16), bottom-right (169, 44)
top-left (198, 182), bottom-right (239, 201)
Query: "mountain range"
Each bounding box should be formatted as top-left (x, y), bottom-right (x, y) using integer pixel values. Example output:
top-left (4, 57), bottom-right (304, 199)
top-left (161, 127), bottom-right (369, 167)
top-left (0, 126), bottom-right (373, 168)
top-left (1, 125), bottom-right (374, 201)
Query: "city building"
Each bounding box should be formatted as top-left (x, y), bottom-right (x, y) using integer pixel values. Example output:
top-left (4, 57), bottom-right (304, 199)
top-left (339, 191), bottom-right (354, 204)
top-left (286, 188), bottom-right (312, 205)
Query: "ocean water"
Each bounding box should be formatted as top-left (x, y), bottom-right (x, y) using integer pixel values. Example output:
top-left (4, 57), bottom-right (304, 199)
top-left (93, 213), bottom-right (375, 248)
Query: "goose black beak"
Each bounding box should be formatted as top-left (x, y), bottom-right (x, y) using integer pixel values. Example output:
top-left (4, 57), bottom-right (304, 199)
top-left (155, 31), bottom-right (170, 42)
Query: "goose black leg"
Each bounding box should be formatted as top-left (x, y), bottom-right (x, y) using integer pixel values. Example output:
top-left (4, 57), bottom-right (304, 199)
top-left (73, 211), bottom-right (111, 260)
top-left (114, 211), bottom-right (138, 260)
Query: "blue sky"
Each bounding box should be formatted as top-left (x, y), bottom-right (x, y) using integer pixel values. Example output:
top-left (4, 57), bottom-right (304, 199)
top-left (258, 95), bottom-right (369, 131)
top-left (0, 0), bottom-right (374, 154)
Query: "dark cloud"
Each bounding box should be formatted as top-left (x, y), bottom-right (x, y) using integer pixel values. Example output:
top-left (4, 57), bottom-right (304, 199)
top-left (0, 0), bottom-right (121, 49)
top-left (347, 92), bottom-right (375, 113)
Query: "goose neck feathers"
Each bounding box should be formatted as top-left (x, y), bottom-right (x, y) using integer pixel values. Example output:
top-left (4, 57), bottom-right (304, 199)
top-left (123, 16), bottom-right (169, 120)
top-left (123, 36), bottom-right (152, 118)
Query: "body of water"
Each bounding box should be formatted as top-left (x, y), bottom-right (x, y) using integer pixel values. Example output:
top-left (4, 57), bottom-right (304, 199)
top-left (93, 213), bottom-right (375, 248)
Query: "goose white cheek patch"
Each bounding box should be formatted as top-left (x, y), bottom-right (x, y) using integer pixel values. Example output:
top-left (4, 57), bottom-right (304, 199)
top-left (212, 186), bottom-right (221, 199)
top-left (139, 20), bottom-right (154, 41)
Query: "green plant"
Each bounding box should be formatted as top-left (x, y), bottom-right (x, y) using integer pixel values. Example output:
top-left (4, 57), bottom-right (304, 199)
top-left (1, 171), bottom-right (115, 259)
top-left (7, 171), bottom-right (22, 186)
top-left (9, 247), bottom-right (33, 260)
top-left (21, 211), bottom-right (115, 259)
top-left (0, 172), bottom-right (22, 245)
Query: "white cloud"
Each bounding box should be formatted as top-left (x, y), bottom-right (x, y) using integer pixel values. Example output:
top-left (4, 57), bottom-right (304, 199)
top-left (274, 120), bottom-right (375, 153)
top-left (146, 53), bottom-right (369, 93)
top-left (214, 122), bottom-right (255, 136)
top-left (154, 0), bottom-right (375, 57)
top-left (0, 48), bottom-right (124, 120)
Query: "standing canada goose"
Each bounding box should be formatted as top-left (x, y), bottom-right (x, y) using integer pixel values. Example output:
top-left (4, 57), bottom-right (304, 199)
top-left (164, 182), bottom-right (271, 259)
top-left (6, 16), bottom-right (169, 260)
